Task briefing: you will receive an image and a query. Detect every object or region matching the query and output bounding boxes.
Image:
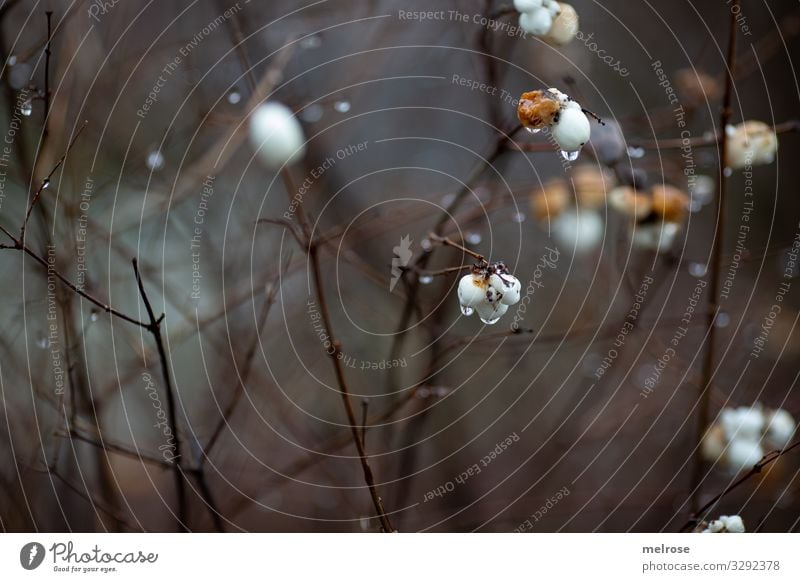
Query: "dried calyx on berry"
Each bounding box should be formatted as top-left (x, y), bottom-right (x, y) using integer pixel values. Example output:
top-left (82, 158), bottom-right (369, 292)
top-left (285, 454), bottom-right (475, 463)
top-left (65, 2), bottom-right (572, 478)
top-left (458, 261), bottom-right (521, 325)
top-left (517, 88), bottom-right (600, 161)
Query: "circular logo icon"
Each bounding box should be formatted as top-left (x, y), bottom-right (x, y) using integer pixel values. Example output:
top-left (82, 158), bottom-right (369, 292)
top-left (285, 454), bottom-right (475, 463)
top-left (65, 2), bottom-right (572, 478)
top-left (19, 542), bottom-right (45, 570)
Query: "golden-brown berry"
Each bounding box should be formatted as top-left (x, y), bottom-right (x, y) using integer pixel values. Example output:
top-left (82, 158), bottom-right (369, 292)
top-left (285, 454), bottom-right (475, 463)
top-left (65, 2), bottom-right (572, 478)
top-left (530, 179), bottom-right (569, 220)
top-left (652, 184), bottom-right (689, 223)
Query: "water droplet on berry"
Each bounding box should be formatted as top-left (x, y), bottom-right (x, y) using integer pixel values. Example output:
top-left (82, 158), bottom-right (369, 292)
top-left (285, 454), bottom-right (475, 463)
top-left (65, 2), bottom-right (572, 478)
top-left (419, 275), bottom-right (433, 284)
top-left (20, 98), bottom-right (33, 116)
top-left (460, 304), bottom-right (474, 316)
top-left (561, 150), bottom-right (579, 161)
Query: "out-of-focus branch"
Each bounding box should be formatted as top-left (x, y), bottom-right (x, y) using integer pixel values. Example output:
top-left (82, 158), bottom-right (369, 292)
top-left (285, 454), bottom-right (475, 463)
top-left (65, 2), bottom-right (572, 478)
top-left (680, 441), bottom-right (800, 532)
top-left (280, 169), bottom-right (395, 532)
top-left (690, 0), bottom-right (739, 514)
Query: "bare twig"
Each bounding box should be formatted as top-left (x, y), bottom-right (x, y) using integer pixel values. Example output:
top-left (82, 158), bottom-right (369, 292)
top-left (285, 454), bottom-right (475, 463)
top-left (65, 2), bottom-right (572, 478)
top-left (428, 232), bottom-right (486, 263)
top-left (43, 11), bottom-right (52, 126)
top-left (19, 120), bottom-right (87, 245)
top-left (132, 258), bottom-right (186, 532)
top-left (680, 441), bottom-right (800, 532)
top-left (0, 223), bottom-right (149, 328)
top-left (281, 168), bottom-right (395, 532)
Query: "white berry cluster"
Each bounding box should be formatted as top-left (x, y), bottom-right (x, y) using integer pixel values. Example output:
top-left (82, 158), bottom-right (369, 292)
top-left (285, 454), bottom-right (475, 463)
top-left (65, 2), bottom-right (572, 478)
top-left (249, 102), bottom-right (307, 169)
top-left (725, 121), bottom-right (778, 170)
top-left (458, 262), bottom-right (522, 325)
top-left (515, 0), bottom-right (579, 45)
top-left (700, 514), bottom-right (746, 533)
top-left (702, 405), bottom-right (796, 473)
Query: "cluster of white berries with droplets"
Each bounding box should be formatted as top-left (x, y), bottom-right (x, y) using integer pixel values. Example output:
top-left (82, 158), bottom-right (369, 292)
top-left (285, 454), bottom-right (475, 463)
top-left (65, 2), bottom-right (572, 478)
top-left (458, 261), bottom-right (522, 325)
top-left (514, 0), bottom-right (579, 45)
top-left (517, 88), bottom-right (596, 160)
top-left (699, 515), bottom-right (746, 533)
top-left (702, 404), bottom-right (796, 473)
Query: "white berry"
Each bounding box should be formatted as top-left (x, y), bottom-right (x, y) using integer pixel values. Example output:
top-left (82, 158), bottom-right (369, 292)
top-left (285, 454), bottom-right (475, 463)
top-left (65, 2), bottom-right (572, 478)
top-left (726, 438), bottom-right (763, 472)
top-left (249, 102), bottom-right (306, 168)
top-left (519, 7), bottom-right (553, 36)
top-left (552, 103), bottom-right (591, 153)
top-left (720, 406), bottom-right (765, 442)
top-left (552, 210), bottom-right (603, 254)
top-left (765, 408), bottom-right (796, 448)
top-left (514, 0), bottom-right (543, 12)
top-left (725, 121), bottom-right (777, 169)
top-left (458, 274), bottom-right (488, 308)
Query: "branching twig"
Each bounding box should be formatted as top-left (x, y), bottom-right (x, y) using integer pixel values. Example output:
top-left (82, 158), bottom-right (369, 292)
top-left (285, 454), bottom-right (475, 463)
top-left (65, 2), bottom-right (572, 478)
top-left (132, 258), bottom-right (186, 532)
top-left (680, 441), bottom-right (800, 532)
top-left (0, 223), bottom-right (149, 328)
top-left (281, 168), bottom-right (395, 532)
top-left (19, 120), bottom-right (87, 245)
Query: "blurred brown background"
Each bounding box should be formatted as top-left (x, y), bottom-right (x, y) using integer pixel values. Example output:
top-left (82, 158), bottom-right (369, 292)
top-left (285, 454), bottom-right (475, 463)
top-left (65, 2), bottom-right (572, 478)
top-left (0, 0), bottom-right (799, 532)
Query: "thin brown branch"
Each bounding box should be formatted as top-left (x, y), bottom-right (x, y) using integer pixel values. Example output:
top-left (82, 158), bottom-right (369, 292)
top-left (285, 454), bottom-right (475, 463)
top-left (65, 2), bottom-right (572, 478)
top-left (281, 168), bottom-right (395, 532)
top-left (0, 224), bottom-right (149, 328)
top-left (19, 120), bottom-right (87, 245)
top-left (680, 441), bottom-right (800, 532)
top-left (132, 258), bottom-right (187, 532)
top-left (690, 0), bottom-right (739, 514)
top-left (428, 232), bottom-right (486, 263)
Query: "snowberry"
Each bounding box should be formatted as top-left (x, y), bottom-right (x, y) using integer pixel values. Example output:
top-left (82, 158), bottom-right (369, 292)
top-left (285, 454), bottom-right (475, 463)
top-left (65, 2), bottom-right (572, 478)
top-left (531, 179), bottom-right (570, 221)
top-left (703, 520), bottom-right (725, 533)
top-left (458, 263), bottom-right (520, 323)
top-left (490, 273), bottom-right (522, 306)
top-left (543, 0), bottom-right (562, 16)
top-left (701, 515), bottom-right (745, 533)
top-left (726, 438), bottom-right (763, 472)
top-left (552, 103), bottom-right (591, 155)
top-left (519, 8), bottom-right (553, 36)
top-left (545, 3), bottom-right (578, 45)
top-left (631, 222), bottom-right (680, 254)
top-left (610, 186), bottom-right (653, 221)
top-left (249, 102), bottom-right (306, 168)
top-left (719, 515), bottom-right (746, 533)
top-left (552, 210), bottom-right (603, 254)
top-left (514, 0), bottom-right (543, 12)
top-left (765, 408), bottom-right (796, 448)
top-left (652, 184), bottom-right (689, 223)
top-left (725, 121), bottom-right (778, 169)
top-left (573, 165), bottom-right (614, 209)
top-left (720, 406), bottom-right (765, 442)
top-left (458, 274), bottom-right (488, 308)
